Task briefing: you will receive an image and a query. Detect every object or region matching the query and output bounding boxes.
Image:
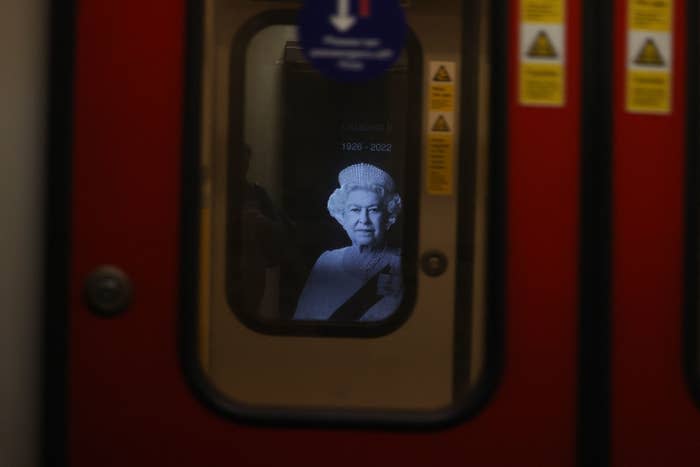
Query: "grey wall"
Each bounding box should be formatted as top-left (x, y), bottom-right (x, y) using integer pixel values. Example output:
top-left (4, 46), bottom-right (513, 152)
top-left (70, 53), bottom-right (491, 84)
top-left (0, 0), bottom-right (48, 466)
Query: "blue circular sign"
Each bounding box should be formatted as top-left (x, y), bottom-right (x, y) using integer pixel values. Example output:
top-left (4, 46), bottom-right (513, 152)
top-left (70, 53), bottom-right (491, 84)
top-left (298, 0), bottom-right (407, 82)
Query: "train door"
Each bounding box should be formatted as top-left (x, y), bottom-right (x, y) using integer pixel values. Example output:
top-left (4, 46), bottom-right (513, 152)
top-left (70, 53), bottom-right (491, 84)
top-left (44, 0), bottom-right (584, 465)
top-left (604, 0), bottom-right (700, 466)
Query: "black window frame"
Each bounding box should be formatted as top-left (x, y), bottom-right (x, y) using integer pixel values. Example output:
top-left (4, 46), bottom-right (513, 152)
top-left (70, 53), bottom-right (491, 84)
top-left (683, 0), bottom-right (700, 407)
top-left (179, 0), bottom-right (507, 428)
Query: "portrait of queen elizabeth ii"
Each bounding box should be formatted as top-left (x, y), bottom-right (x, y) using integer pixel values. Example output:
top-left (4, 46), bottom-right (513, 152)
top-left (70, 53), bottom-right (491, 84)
top-left (293, 163), bottom-right (404, 322)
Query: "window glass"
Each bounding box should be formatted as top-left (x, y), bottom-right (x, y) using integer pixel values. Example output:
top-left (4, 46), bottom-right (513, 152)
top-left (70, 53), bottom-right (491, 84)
top-left (227, 25), bottom-right (418, 331)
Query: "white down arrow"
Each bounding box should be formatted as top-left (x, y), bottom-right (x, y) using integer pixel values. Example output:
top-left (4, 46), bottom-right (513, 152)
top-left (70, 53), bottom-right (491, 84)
top-left (330, 0), bottom-right (357, 33)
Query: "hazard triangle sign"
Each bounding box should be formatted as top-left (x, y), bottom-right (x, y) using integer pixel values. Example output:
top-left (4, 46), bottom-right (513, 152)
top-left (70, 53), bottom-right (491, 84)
top-left (634, 38), bottom-right (665, 66)
top-left (527, 31), bottom-right (558, 58)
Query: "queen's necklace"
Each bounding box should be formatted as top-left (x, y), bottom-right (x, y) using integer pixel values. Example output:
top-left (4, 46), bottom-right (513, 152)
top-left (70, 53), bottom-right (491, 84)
top-left (342, 246), bottom-right (387, 281)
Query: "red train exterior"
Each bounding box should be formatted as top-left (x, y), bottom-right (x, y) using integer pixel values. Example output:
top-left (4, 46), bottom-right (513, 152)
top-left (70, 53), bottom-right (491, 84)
top-left (43, 0), bottom-right (699, 466)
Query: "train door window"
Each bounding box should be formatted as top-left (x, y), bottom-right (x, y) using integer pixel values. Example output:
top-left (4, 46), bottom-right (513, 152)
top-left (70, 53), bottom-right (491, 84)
top-left (184, 0), bottom-right (499, 425)
top-left (229, 28), bottom-right (418, 333)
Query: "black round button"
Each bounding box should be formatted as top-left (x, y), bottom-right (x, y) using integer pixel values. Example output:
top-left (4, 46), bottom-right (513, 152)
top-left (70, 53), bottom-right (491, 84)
top-left (421, 251), bottom-right (448, 277)
top-left (84, 266), bottom-right (133, 317)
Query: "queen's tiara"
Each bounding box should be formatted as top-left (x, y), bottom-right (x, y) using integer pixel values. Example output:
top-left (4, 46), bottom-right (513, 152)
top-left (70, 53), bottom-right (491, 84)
top-left (338, 163), bottom-right (395, 192)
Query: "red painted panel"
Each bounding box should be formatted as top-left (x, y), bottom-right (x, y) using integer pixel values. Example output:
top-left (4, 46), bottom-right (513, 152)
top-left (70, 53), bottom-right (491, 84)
top-left (67, 0), bottom-right (581, 465)
top-left (359, 0), bottom-right (371, 18)
top-left (611, 1), bottom-right (696, 466)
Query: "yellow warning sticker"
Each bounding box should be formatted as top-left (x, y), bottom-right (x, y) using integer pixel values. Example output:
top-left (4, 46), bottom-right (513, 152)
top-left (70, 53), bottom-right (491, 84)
top-left (427, 134), bottom-right (454, 196)
top-left (519, 4), bottom-right (565, 107)
top-left (527, 31), bottom-right (559, 58)
top-left (522, 0), bottom-right (564, 24)
top-left (626, 70), bottom-right (671, 114)
top-left (520, 63), bottom-right (564, 106)
top-left (626, 0), bottom-right (673, 114)
top-left (629, 0), bottom-right (672, 32)
top-left (430, 86), bottom-right (454, 112)
top-left (429, 62), bottom-right (456, 112)
top-left (427, 62), bottom-right (456, 196)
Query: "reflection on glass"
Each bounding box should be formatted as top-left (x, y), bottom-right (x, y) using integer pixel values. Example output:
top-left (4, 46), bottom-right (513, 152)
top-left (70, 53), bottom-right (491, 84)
top-left (228, 143), bottom-right (295, 319)
top-left (294, 164), bottom-right (403, 321)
